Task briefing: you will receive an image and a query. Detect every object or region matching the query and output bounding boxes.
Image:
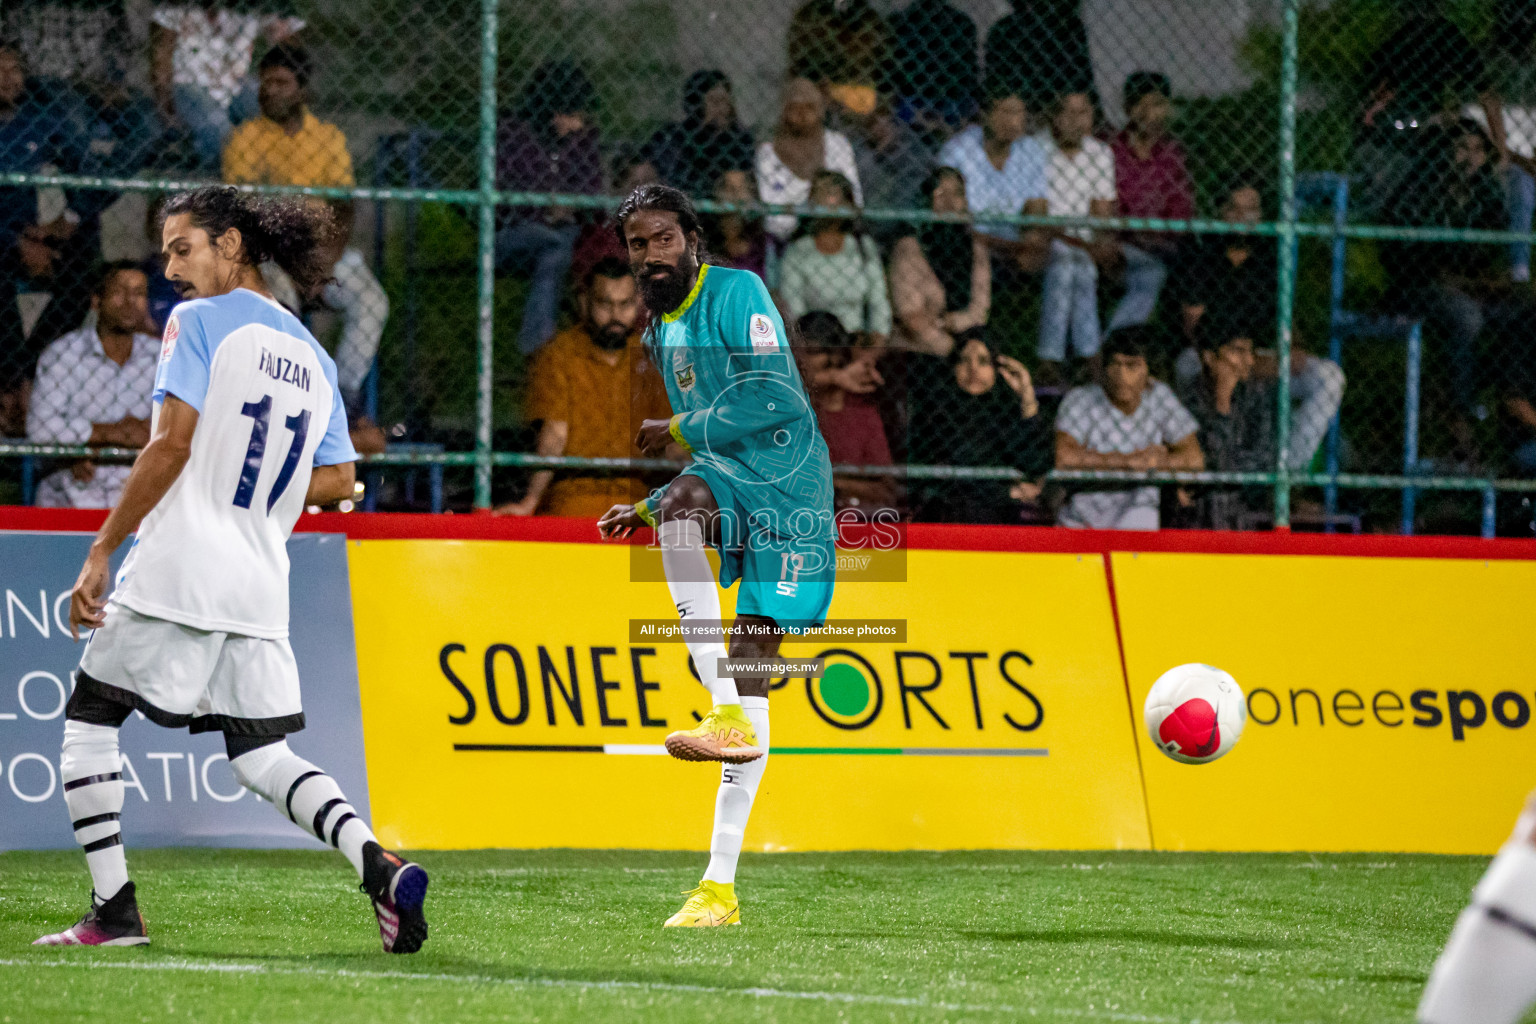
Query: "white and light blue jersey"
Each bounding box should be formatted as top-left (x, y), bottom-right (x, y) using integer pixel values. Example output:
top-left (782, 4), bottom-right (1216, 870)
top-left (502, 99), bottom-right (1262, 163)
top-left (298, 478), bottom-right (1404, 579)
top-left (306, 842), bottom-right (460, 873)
top-left (113, 287), bottom-right (357, 639)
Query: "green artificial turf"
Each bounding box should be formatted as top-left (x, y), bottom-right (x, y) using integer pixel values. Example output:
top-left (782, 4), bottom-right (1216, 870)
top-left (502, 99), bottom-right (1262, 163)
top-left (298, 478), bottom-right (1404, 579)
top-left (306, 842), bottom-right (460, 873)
top-left (0, 848), bottom-right (1514, 1023)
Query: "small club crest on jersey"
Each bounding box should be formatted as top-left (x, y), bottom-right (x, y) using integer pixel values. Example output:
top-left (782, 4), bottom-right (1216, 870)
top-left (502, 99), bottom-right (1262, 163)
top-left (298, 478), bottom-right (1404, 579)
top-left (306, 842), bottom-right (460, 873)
top-left (162, 314), bottom-right (180, 360)
top-left (674, 363), bottom-right (695, 391)
top-left (749, 313), bottom-right (779, 352)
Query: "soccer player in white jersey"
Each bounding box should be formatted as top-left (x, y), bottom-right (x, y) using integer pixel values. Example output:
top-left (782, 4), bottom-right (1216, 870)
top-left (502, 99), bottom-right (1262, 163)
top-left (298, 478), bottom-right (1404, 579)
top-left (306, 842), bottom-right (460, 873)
top-left (1419, 789), bottom-right (1536, 1023)
top-left (33, 186), bottom-right (429, 954)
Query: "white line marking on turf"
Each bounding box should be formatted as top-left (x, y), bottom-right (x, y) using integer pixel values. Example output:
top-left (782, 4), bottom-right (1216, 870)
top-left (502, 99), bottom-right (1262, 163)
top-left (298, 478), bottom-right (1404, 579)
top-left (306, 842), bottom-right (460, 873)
top-left (0, 956), bottom-right (1270, 1024)
top-left (602, 744), bottom-right (668, 755)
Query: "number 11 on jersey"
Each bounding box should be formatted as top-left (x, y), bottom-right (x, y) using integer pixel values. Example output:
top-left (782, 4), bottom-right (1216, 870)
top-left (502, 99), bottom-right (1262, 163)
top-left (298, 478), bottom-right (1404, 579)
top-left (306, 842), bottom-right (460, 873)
top-left (234, 394), bottom-right (310, 513)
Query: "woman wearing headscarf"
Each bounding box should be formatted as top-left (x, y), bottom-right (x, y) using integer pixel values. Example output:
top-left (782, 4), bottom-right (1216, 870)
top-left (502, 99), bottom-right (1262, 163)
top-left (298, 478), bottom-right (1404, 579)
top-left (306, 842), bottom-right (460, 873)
top-left (888, 166), bottom-right (990, 357)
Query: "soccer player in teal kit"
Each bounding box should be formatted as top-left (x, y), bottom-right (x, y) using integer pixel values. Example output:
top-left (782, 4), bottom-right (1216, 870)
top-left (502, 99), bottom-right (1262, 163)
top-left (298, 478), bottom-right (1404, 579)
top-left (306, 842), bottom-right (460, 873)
top-left (598, 184), bottom-right (835, 927)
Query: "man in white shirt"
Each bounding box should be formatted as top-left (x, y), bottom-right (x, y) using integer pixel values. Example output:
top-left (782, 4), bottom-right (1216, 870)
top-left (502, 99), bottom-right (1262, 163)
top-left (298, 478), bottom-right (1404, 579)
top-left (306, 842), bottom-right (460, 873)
top-left (27, 261), bottom-right (159, 508)
top-left (1036, 90), bottom-right (1119, 381)
top-left (1054, 327), bottom-right (1203, 530)
top-left (150, 2), bottom-right (305, 169)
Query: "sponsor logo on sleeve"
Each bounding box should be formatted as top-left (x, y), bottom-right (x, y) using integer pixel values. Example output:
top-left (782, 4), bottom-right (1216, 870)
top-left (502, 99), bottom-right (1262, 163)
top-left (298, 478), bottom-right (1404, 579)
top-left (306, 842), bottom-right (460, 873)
top-left (750, 313), bottom-right (779, 353)
top-left (161, 314), bottom-right (180, 361)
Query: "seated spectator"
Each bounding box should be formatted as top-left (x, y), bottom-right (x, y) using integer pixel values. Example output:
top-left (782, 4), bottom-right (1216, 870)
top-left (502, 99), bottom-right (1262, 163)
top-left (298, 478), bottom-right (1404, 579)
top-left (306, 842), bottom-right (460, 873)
top-left (757, 77), bottom-right (862, 242)
top-left (1174, 316), bottom-right (1274, 529)
top-left (907, 334), bottom-right (1050, 523)
top-left (223, 44), bottom-right (388, 421)
top-left (496, 61), bottom-right (605, 354)
top-left (139, 195), bottom-right (182, 334)
top-left (1036, 90), bottom-right (1118, 382)
top-left (888, 166), bottom-right (990, 357)
top-left (570, 147), bottom-right (654, 289)
top-left (702, 168), bottom-right (769, 278)
top-left (938, 83), bottom-right (1049, 253)
top-left (1055, 326), bottom-right (1203, 530)
top-left (796, 311), bottom-right (897, 515)
top-left (1383, 118), bottom-right (1526, 463)
top-left (26, 261), bottom-right (157, 509)
top-left (843, 97), bottom-right (934, 248)
top-left (983, 0), bottom-right (1096, 114)
top-left (786, 0), bottom-right (892, 118)
top-left (1172, 181), bottom-right (1274, 342)
top-left (7, 1), bottom-right (162, 173)
top-left (889, 0), bottom-right (981, 134)
top-left (1107, 72), bottom-right (1194, 333)
top-left (495, 258), bottom-right (670, 518)
top-left (0, 41), bottom-right (114, 405)
top-left (778, 170), bottom-right (891, 343)
top-left (642, 70), bottom-right (754, 198)
top-left (151, 0), bottom-right (304, 170)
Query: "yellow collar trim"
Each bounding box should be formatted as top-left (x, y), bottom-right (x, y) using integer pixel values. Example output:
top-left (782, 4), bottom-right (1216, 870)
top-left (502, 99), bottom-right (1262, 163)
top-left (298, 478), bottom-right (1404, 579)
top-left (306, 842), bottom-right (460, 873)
top-left (660, 263), bottom-right (710, 323)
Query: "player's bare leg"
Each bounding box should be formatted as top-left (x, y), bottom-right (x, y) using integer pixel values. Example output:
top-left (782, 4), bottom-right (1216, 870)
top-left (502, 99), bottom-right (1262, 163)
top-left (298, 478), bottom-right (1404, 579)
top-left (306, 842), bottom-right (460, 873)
top-left (666, 615), bottom-right (781, 927)
top-left (1419, 788), bottom-right (1536, 1023)
top-left (650, 475), bottom-right (763, 764)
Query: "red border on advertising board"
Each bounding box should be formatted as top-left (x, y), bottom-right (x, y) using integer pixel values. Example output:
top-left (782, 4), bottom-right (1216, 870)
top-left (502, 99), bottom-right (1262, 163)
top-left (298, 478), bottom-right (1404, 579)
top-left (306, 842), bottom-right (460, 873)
top-left (3, 505), bottom-right (1533, 560)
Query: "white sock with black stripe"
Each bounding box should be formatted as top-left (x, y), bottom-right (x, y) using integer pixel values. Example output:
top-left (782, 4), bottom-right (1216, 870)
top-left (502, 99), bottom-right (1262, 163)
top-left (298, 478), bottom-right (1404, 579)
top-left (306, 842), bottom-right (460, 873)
top-left (1419, 840), bottom-right (1536, 1024)
top-left (703, 695), bottom-right (769, 886)
top-left (230, 741), bottom-right (376, 878)
top-left (60, 720), bottom-right (128, 903)
top-left (659, 517), bottom-right (738, 707)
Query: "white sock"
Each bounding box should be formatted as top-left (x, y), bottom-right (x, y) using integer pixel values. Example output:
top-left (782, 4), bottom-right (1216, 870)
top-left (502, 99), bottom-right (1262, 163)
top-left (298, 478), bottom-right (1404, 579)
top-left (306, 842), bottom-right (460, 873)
top-left (61, 720), bottom-right (129, 902)
top-left (659, 517), bottom-right (738, 706)
top-left (230, 741), bottom-right (377, 878)
top-left (1419, 840), bottom-right (1536, 1024)
top-left (703, 696), bottom-right (769, 886)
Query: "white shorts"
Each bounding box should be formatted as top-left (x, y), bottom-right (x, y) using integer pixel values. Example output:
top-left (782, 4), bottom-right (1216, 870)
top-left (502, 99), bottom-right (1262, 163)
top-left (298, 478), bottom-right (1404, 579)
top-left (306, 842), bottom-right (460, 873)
top-left (78, 603), bottom-right (304, 736)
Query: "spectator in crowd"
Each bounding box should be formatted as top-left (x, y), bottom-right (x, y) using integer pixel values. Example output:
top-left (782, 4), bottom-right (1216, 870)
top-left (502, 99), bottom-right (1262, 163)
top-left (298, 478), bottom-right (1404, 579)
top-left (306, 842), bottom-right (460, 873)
top-left (495, 257), bottom-right (670, 518)
top-left (223, 44), bottom-right (388, 425)
top-left (6, 0), bottom-right (161, 173)
top-left (702, 168), bottom-right (769, 278)
top-left (1174, 315), bottom-right (1274, 529)
top-left (138, 193), bottom-right (181, 334)
top-left (844, 97), bottom-right (934, 247)
top-left (1107, 72), bottom-right (1194, 333)
top-left (936, 84), bottom-right (1048, 269)
top-left (984, 0), bottom-right (1096, 114)
top-left (888, 0), bottom-right (981, 134)
top-left (757, 77), bottom-right (862, 242)
top-left (1055, 326), bottom-right (1203, 530)
top-left (642, 70), bottom-right (755, 198)
top-left (151, 0), bottom-right (305, 170)
top-left (888, 166), bottom-right (990, 357)
top-left (0, 41), bottom-right (115, 405)
top-left (1173, 180), bottom-right (1275, 342)
top-left (1382, 118), bottom-right (1523, 462)
top-left (26, 261), bottom-right (157, 509)
top-left (496, 60), bottom-right (605, 354)
top-left (778, 170), bottom-right (891, 344)
top-left (796, 311), bottom-right (896, 515)
top-left (570, 146), bottom-right (654, 289)
top-left (907, 334), bottom-right (1050, 523)
top-left (786, 0), bottom-right (893, 119)
top-left (1036, 90), bottom-right (1118, 384)
top-left (1353, 0), bottom-right (1506, 223)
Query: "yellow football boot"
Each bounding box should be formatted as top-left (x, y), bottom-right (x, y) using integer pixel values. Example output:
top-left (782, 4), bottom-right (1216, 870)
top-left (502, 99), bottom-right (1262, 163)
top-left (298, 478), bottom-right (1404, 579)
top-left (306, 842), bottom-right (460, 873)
top-left (663, 880), bottom-right (740, 927)
top-left (664, 704), bottom-right (763, 763)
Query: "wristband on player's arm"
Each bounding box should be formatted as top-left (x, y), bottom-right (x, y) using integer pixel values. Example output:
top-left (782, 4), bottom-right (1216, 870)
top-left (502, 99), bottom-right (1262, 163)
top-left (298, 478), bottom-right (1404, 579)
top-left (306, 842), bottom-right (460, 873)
top-left (634, 497), bottom-right (658, 528)
top-left (667, 414), bottom-right (695, 454)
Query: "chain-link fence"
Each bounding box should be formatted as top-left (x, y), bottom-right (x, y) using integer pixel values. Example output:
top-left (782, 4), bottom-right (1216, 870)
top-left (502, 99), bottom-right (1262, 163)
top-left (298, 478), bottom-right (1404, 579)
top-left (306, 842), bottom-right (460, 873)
top-left (2, 0), bottom-right (1535, 535)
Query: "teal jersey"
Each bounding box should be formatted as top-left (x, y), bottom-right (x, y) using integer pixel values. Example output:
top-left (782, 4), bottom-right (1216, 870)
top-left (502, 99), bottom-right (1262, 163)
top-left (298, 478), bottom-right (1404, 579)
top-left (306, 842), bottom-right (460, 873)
top-left (648, 264), bottom-right (835, 541)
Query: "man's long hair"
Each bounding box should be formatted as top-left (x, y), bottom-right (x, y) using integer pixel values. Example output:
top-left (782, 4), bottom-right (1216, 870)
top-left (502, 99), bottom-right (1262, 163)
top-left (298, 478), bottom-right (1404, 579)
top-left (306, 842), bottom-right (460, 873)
top-left (162, 185), bottom-right (338, 295)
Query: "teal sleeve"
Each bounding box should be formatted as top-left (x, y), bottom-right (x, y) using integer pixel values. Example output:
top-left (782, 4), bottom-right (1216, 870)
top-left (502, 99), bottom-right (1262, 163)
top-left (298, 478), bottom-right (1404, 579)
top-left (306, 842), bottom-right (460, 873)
top-left (670, 273), bottom-right (804, 452)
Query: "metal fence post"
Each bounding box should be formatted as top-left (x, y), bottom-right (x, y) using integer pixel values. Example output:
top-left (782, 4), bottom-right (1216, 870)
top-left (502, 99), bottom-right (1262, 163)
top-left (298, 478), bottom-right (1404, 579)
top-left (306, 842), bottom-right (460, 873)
top-left (1273, 0), bottom-right (1300, 531)
top-left (474, 0), bottom-right (499, 510)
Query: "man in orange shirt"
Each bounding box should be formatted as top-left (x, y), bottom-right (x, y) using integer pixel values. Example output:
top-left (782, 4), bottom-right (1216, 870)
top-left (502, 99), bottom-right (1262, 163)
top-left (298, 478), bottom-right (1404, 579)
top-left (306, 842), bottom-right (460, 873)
top-left (222, 43), bottom-right (386, 438)
top-left (496, 257), bottom-right (673, 517)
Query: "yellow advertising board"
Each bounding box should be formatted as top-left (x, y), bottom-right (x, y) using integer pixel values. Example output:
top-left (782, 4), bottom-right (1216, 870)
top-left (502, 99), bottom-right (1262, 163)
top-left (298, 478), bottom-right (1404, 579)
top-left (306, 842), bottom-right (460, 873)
top-left (1112, 551), bottom-right (1536, 854)
top-left (348, 540), bottom-right (1150, 852)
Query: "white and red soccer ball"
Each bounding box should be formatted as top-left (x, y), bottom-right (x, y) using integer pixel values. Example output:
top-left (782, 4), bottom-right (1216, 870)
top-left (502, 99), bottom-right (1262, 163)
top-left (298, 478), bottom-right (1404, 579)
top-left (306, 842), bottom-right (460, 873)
top-left (1144, 663), bottom-right (1246, 764)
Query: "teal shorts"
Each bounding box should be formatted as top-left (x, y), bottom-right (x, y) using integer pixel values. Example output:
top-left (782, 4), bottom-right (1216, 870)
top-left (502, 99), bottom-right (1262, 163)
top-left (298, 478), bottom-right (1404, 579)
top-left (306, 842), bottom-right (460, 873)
top-left (677, 464), bottom-right (835, 630)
